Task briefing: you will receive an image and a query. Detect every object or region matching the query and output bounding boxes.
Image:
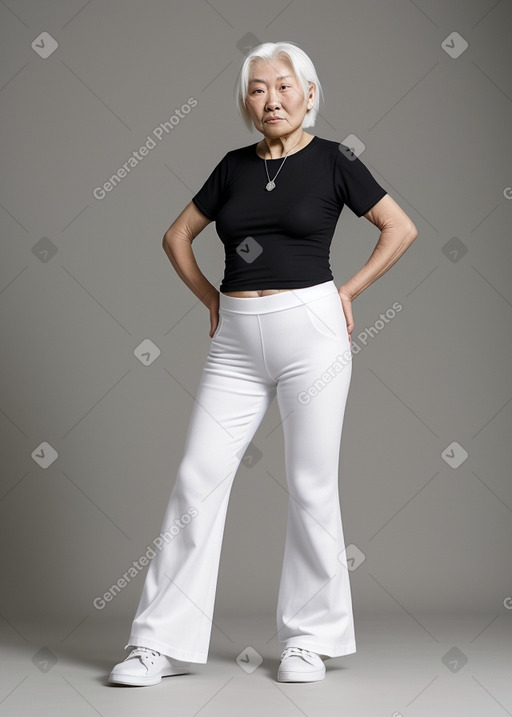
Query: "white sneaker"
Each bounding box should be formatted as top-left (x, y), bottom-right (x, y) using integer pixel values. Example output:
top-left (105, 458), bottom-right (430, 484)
top-left (277, 647), bottom-right (326, 682)
top-left (108, 646), bottom-right (192, 686)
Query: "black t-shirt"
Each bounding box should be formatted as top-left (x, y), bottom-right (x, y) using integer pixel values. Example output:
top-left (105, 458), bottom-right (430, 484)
top-left (192, 135), bottom-right (387, 292)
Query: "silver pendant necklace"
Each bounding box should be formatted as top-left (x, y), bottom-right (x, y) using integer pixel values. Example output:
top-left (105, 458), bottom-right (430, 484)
top-left (263, 135), bottom-right (304, 191)
top-left (264, 158), bottom-right (286, 191)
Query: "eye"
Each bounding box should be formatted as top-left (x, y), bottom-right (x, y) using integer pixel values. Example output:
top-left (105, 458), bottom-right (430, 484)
top-left (251, 85), bottom-right (290, 94)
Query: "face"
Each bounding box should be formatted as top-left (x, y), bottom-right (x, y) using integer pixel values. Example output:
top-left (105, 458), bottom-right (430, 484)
top-left (244, 55), bottom-right (314, 136)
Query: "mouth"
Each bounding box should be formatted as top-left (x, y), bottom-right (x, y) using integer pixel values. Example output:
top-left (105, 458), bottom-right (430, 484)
top-left (265, 118), bottom-right (284, 123)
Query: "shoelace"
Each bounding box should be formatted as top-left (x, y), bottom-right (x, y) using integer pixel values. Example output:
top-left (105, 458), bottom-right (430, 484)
top-left (128, 646), bottom-right (161, 663)
top-left (280, 646), bottom-right (318, 665)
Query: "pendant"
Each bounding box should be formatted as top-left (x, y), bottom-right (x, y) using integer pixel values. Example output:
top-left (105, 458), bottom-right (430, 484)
top-left (266, 180), bottom-right (276, 191)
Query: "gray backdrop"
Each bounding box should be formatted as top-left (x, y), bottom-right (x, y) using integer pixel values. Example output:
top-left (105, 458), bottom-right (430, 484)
top-left (1, 0), bottom-right (511, 643)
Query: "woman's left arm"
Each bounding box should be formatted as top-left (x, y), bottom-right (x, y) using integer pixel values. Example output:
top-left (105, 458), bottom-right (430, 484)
top-left (338, 194), bottom-right (418, 345)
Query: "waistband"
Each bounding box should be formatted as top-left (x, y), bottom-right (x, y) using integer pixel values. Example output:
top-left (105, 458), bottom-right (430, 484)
top-left (218, 280), bottom-right (339, 315)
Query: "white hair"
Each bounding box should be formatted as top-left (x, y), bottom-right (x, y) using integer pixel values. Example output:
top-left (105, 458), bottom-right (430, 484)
top-left (233, 41), bottom-right (324, 132)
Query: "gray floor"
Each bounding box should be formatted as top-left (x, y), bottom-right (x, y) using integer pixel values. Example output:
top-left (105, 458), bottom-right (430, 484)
top-left (0, 613), bottom-right (510, 716)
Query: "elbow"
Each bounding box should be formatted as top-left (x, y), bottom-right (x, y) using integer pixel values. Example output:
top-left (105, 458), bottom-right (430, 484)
top-left (163, 228), bottom-right (192, 250)
top-left (162, 230), bottom-right (176, 252)
top-left (163, 229), bottom-right (173, 246)
top-left (405, 221), bottom-right (418, 245)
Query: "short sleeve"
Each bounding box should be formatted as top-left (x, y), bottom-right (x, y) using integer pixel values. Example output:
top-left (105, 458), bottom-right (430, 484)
top-left (334, 143), bottom-right (387, 217)
top-left (191, 153), bottom-right (230, 221)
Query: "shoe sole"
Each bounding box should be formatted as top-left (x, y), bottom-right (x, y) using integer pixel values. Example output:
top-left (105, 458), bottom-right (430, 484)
top-left (277, 668), bottom-right (325, 683)
top-left (108, 668), bottom-right (190, 686)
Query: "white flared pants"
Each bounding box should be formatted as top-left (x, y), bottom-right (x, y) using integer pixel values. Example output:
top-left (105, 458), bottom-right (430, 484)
top-left (125, 280), bottom-right (356, 663)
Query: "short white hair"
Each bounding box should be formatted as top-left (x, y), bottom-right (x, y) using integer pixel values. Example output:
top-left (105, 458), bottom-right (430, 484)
top-left (233, 41), bottom-right (324, 132)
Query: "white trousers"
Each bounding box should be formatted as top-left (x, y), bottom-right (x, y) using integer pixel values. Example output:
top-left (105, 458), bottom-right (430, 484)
top-left (125, 280), bottom-right (356, 663)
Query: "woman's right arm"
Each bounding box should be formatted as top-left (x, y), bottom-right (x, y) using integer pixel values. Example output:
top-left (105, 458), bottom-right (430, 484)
top-left (162, 201), bottom-right (221, 337)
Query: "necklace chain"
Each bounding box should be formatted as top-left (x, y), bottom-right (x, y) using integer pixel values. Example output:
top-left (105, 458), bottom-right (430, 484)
top-left (263, 134), bottom-right (304, 191)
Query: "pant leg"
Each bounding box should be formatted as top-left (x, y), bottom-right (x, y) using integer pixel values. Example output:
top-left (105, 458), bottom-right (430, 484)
top-left (125, 317), bottom-right (276, 663)
top-left (262, 292), bottom-right (356, 657)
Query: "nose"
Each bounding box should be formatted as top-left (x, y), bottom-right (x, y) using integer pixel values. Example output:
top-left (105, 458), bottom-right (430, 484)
top-left (265, 91), bottom-right (280, 110)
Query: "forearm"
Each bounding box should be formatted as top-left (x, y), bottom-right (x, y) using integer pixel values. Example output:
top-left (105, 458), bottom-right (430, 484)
top-left (162, 234), bottom-right (218, 309)
top-left (341, 224), bottom-right (417, 300)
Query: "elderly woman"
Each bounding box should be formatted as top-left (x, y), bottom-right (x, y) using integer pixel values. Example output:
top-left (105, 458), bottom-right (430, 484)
top-left (109, 40), bottom-right (417, 686)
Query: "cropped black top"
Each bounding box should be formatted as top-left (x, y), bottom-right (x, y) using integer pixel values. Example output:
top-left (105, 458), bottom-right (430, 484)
top-left (192, 135), bottom-right (387, 292)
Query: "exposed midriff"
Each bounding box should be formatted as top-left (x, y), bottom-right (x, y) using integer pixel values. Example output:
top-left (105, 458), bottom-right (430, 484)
top-left (222, 289), bottom-right (297, 297)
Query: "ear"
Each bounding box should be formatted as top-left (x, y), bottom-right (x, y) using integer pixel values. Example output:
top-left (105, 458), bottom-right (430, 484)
top-left (307, 81), bottom-right (316, 106)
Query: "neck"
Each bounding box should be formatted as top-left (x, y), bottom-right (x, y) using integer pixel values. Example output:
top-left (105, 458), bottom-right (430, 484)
top-left (262, 129), bottom-right (306, 159)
